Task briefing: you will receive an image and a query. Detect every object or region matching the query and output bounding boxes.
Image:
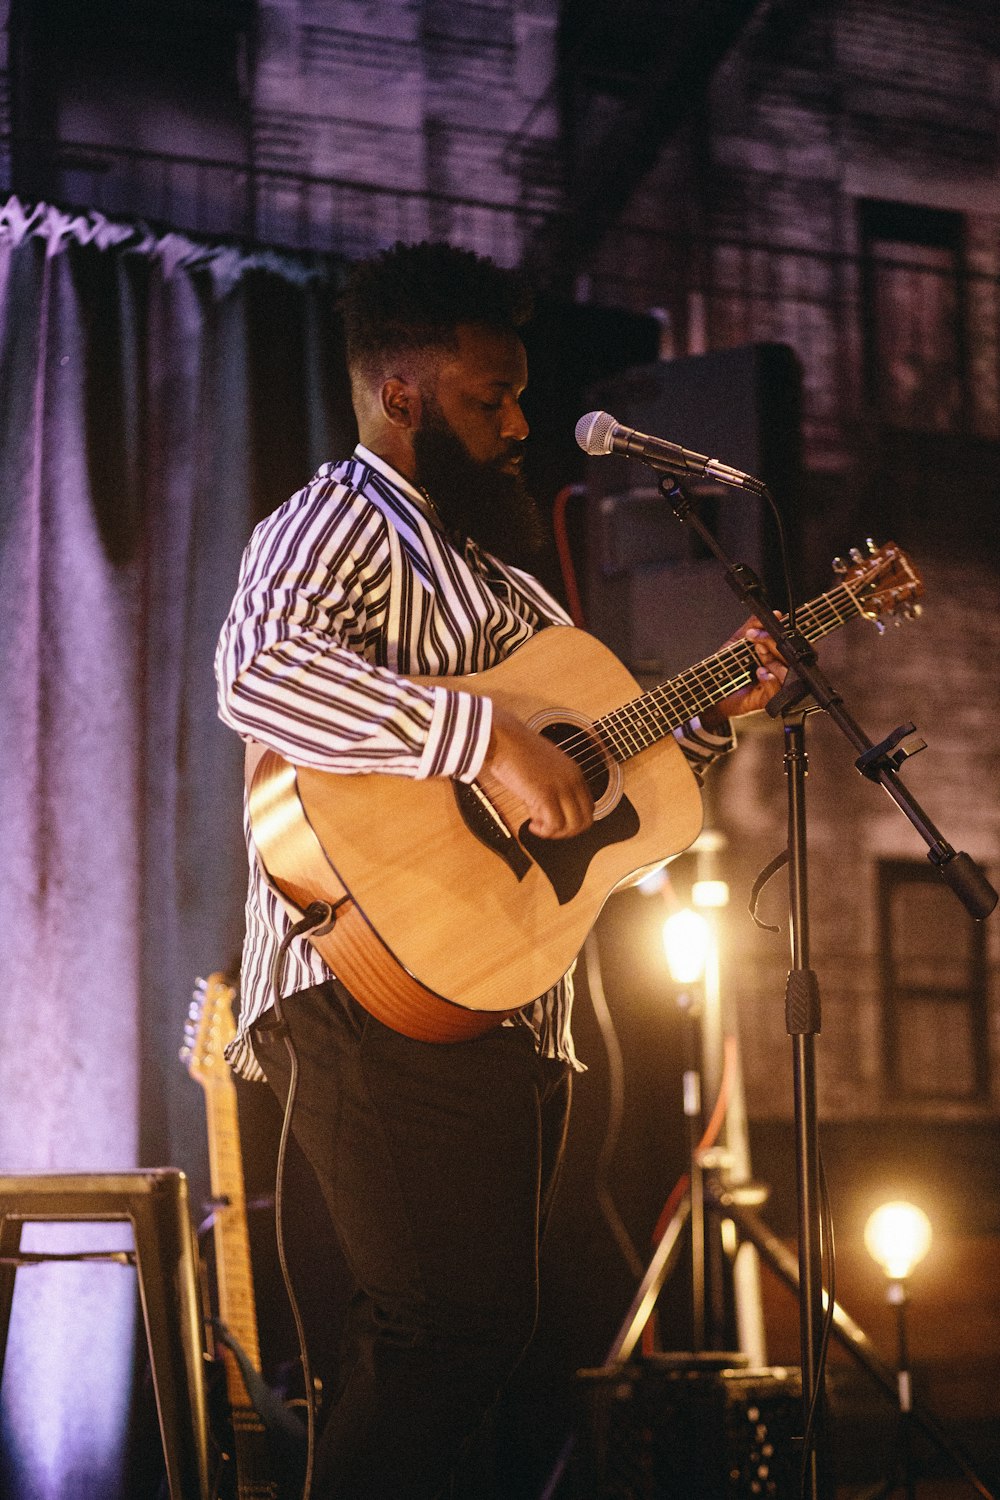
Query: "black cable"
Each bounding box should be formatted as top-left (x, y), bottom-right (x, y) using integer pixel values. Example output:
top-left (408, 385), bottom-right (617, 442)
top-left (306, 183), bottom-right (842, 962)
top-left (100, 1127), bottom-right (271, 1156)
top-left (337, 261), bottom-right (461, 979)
top-left (267, 899), bottom-right (338, 1500)
top-left (762, 487), bottom-right (797, 632)
top-left (799, 1147), bottom-right (837, 1500)
top-left (582, 928), bottom-right (645, 1281)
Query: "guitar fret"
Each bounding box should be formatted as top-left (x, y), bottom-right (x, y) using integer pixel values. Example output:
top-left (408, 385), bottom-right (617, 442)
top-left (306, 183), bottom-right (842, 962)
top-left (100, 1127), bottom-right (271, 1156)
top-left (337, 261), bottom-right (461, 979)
top-left (598, 720), bottom-right (630, 759)
top-left (617, 707), bottom-right (649, 755)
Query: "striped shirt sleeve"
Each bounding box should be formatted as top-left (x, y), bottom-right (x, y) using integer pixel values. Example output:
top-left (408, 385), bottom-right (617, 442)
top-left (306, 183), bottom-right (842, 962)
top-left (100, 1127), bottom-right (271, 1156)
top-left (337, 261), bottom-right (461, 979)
top-left (675, 714), bottom-right (737, 776)
top-left (215, 477), bottom-right (492, 783)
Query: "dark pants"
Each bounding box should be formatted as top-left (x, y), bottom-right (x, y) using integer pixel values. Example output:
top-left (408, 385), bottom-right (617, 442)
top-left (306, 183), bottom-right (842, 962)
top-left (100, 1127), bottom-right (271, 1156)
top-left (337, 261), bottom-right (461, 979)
top-left (251, 979), bottom-right (572, 1500)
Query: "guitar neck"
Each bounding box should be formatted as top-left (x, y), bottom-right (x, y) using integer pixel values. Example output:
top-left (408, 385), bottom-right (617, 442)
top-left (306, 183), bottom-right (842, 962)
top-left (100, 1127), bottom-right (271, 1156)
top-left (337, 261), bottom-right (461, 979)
top-left (596, 579), bottom-right (865, 759)
top-left (205, 1078), bottom-right (263, 1405)
top-left (185, 976), bottom-right (280, 1500)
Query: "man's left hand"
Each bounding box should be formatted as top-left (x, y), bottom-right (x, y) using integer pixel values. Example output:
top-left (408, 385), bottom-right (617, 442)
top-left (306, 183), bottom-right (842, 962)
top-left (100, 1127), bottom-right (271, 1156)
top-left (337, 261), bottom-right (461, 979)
top-left (700, 620), bottom-right (788, 732)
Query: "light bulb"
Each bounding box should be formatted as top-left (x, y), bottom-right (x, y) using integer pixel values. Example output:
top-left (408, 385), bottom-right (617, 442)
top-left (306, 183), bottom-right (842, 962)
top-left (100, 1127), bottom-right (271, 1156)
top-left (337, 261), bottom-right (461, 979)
top-left (864, 1201), bottom-right (932, 1281)
top-left (692, 879), bottom-right (729, 909)
top-left (662, 908), bottom-right (710, 985)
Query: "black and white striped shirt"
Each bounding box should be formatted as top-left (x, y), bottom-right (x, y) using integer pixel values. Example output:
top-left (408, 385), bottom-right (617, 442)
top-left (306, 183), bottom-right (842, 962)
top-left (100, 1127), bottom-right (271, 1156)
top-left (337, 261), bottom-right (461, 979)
top-left (216, 445), bottom-right (733, 1080)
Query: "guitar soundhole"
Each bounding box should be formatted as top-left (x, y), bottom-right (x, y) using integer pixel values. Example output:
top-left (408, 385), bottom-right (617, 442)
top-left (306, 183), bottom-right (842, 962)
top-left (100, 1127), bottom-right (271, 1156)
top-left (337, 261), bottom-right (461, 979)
top-left (539, 720), bottom-right (612, 804)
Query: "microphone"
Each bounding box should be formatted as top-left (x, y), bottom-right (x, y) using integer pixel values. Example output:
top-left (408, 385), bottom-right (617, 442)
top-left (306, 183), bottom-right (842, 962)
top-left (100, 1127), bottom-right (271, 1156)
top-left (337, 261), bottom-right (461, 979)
top-left (575, 410), bottom-right (766, 494)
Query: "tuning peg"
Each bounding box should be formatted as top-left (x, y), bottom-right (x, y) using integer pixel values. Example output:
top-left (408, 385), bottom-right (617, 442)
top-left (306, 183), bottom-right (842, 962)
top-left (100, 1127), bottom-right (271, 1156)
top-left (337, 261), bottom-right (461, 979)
top-left (875, 619), bottom-right (886, 635)
top-left (832, 555), bottom-right (847, 573)
top-left (849, 547), bottom-right (864, 563)
top-left (866, 538), bottom-right (878, 554)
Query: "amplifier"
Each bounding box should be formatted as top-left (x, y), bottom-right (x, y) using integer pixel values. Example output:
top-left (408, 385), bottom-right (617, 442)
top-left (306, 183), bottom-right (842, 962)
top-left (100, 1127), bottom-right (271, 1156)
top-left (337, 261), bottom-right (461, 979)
top-left (573, 1356), bottom-right (802, 1499)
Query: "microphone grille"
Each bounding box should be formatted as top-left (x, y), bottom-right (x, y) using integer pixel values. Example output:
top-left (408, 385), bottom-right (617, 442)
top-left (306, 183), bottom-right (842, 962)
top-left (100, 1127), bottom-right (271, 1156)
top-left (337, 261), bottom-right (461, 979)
top-left (575, 410), bottom-right (618, 456)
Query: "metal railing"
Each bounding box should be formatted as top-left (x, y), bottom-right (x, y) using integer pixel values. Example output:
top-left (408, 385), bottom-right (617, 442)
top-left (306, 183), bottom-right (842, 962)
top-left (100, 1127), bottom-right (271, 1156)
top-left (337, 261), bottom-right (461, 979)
top-left (0, 135), bottom-right (547, 266)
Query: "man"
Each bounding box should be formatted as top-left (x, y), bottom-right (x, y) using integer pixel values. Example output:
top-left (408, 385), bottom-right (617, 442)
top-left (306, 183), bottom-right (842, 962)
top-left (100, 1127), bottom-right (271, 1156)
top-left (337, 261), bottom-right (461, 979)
top-left (215, 240), bottom-right (785, 1498)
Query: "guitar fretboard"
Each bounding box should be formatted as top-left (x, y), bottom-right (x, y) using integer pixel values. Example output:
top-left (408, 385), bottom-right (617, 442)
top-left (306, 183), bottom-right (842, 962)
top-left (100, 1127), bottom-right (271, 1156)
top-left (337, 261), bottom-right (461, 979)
top-left (206, 1077), bottom-right (263, 1387)
top-left (596, 580), bottom-right (866, 762)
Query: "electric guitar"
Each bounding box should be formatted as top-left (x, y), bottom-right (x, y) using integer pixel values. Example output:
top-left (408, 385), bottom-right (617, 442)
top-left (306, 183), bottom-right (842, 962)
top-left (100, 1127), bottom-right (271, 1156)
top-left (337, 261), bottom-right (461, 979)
top-left (182, 974), bottom-right (278, 1500)
top-left (246, 541), bottom-right (922, 1044)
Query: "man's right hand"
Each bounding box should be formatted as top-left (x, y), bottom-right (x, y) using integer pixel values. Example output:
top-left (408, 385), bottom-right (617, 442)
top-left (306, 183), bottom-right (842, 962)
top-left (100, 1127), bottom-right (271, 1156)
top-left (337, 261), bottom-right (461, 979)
top-left (482, 705), bottom-right (594, 840)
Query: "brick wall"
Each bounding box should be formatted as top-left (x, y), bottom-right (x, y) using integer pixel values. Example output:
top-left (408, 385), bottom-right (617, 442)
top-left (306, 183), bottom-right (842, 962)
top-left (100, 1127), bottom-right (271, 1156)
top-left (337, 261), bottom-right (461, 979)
top-left (250, 0), bottom-right (563, 259)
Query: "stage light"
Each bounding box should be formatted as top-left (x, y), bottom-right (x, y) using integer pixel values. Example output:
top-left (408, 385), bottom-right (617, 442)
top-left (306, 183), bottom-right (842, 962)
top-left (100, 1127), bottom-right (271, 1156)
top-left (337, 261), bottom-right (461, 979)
top-left (864, 1201), bottom-right (932, 1495)
top-left (662, 908), bottom-right (711, 986)
top-left (864, 1201), bottom-right (932, 1282)
top-left (692, 879), bottom-right (729, 909)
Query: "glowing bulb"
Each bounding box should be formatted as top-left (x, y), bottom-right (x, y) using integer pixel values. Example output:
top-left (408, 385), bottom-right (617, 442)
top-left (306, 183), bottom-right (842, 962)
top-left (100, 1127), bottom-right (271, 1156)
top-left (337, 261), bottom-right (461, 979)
top-left (864, 1201), bottom-right (932, 1281)
top-left (692, 879), bottom-right (729, 908)
top-left (662, 908), bottom-right (710, 985)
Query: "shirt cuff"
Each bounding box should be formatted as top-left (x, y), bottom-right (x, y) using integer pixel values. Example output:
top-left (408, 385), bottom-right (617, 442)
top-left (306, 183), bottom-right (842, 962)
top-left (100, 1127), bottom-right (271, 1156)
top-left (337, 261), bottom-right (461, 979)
top-left (687, 713), bottom-right (737, 748)
top-left (416, 687), bottom-right (494, 781)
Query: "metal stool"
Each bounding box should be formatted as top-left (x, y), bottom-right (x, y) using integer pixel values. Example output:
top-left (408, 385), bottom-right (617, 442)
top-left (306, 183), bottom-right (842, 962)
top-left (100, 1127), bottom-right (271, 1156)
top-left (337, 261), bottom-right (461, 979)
top-left (0, 1169), bottom-right (210, 1500)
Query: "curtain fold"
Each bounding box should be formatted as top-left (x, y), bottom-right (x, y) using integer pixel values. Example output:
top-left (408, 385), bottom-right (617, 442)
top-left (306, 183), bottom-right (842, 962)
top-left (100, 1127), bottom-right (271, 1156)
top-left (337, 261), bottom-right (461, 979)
top-left (0, 195), bottom-right (352, 1500)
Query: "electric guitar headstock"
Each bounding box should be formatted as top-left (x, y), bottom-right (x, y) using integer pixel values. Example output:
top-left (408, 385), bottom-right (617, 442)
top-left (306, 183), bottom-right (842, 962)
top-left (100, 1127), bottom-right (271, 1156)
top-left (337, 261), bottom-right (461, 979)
top-left (832, 539), bottom-right (923, 631)
top-left (181, 972), bottom-right (239, 1094)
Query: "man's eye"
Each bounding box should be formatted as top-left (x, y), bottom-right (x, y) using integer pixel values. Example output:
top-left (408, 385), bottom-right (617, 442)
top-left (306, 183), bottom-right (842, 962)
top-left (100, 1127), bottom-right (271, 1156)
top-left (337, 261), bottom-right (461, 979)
top-left (478, 400), bottom-right (503, 413)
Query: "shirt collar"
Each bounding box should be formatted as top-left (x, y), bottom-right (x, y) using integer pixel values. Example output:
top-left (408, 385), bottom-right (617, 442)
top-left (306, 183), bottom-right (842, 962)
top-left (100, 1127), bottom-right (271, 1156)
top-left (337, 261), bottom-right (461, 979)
top-left (353, 444), bottom-right (444, 530)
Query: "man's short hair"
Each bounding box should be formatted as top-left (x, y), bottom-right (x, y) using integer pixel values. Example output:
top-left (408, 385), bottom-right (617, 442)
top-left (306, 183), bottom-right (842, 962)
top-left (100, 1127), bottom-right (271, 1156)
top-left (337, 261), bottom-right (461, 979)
top-left (342, 241), bottom-right (534, 380)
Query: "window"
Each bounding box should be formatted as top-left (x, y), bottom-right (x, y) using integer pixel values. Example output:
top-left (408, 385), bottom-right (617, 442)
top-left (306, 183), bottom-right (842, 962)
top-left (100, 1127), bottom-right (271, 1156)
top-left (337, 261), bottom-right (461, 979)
top-left (859, 200), bottom-right (968, 435)
top-left (878, 858), bottom-right (989, 1102)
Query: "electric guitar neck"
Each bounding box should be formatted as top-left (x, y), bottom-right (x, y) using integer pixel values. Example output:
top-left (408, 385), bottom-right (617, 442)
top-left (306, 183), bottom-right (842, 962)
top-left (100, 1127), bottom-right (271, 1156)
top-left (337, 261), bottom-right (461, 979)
top-left (183, 974), bottom-right (277, 1500)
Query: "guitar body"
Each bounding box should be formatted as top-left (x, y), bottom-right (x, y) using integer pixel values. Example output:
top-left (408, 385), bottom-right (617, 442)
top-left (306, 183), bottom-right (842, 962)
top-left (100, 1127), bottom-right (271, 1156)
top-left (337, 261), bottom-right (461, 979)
top-left (246, 543), bottom-right (923, 1043)
top-left (249, 627), bottom-right (702, 1040)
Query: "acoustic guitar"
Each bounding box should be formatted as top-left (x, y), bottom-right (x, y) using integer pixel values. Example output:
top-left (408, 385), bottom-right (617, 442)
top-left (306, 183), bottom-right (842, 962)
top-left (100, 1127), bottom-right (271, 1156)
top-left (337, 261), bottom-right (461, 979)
top-left (246, 542), bottom-right (922, 1044)
top-left (182, 973), bottom-right (278, 1500)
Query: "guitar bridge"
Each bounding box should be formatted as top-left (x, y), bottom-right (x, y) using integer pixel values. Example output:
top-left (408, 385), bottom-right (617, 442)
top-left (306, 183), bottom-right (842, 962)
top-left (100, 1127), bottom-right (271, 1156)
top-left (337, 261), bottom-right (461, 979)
top-left (453, 781), bottom-right (532, 881)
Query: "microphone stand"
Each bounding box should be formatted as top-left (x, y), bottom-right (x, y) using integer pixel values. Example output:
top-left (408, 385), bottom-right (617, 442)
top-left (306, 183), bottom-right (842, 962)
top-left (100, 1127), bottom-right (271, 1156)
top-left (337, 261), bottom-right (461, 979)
top-left (656, 472), bottom-right (997, 1500)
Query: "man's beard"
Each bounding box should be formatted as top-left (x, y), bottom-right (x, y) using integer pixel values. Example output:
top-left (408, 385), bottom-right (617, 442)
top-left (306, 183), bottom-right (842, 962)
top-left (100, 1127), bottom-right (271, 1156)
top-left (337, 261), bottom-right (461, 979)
top-left (411, 400), bottom-right (547, 567)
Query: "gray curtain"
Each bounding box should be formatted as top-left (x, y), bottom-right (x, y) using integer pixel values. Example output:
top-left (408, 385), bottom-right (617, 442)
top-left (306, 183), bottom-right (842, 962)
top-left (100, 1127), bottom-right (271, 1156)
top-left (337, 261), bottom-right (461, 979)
top-left (0, 196), bottom-right (352, 1499)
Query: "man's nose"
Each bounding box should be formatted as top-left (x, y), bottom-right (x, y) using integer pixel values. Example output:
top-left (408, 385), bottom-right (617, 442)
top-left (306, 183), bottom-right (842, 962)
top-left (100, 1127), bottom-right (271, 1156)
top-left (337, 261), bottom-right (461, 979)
top-left (501, 400), bottom-right (529, 443)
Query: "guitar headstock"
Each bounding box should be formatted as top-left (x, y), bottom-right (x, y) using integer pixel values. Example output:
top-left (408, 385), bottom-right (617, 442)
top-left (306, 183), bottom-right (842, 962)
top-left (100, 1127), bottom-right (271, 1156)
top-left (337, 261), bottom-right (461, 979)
top-left (181, 972), bottom-right (238, 1091)
top-left (833, 539), bottom-right (923, 631)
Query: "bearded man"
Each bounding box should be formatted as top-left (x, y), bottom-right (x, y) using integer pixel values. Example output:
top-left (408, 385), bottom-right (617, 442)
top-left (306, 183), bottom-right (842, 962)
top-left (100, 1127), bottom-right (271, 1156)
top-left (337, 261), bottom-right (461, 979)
top-left (215, 240), bottom-right (784, 1498)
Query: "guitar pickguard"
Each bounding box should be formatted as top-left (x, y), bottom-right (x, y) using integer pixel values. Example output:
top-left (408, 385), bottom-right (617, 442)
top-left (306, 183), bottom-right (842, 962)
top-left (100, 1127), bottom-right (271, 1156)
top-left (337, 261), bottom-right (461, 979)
top-left (518, 796), bottom-right (641, 904)
top-left (453, 780), bottom-right (532, 880)
top-left (515, 713), bottom-right (640, 905)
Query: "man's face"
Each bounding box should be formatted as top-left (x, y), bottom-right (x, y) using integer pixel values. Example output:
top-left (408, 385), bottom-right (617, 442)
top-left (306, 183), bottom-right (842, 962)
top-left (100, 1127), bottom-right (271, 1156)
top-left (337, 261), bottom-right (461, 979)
top-left (411, 324), bottom-right (545, 563)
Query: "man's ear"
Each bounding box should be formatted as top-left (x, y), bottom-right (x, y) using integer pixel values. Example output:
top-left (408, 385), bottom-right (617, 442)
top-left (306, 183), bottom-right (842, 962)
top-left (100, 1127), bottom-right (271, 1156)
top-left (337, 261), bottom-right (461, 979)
top-left (381, 376), bottom-right (422, 430)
